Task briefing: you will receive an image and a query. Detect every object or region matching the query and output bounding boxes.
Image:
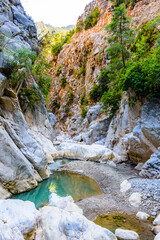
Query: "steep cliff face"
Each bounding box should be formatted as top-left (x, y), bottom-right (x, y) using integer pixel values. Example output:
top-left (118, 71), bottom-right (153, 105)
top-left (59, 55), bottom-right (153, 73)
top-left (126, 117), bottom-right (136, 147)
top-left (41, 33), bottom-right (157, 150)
top-left (50, 0), bottom-right (160, 166)
top-left (0, 0), bottom-right (57, 197)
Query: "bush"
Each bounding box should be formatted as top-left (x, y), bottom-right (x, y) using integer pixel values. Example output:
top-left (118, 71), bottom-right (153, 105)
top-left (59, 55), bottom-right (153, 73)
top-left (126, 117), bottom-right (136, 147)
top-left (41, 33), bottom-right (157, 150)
top-left (51, 29), bottom-right (75, 57)
top-left (81, 107), bottom-right (88, 118)
top-left (89, 84), bottom-right (102, 102)
top-left (84, 7), bottom-right (100, 30)
top-left (20, 87), bottom-right (41, 108)
top-left (80, 95), bottom-right (88, 106)
top-left (74, 65), bottom-right (86, 78)
top-left (61, 76), bottom-right (67, 87)
top-left (55, 65), bottom-right (62, 76)
top-left (76, 20), bottom-right (84, 32)
top-left (68, 91), bottom-right (74, 103)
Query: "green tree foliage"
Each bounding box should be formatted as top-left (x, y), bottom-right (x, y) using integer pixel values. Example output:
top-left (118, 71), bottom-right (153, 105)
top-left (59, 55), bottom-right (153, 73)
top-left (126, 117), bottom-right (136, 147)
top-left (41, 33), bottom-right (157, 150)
top-left (61, 76), bottom-right (67, 87)
top-left (55, 65), bottom-right (62, 76)
top-left (110, 0), bottom-right (137, 8)
top-left (76, 20), bottom-right (84, 32)
top-left (89, 69), bottom-right (110, 102)
top-left (51, 29), bottom-right (75, 57)
top-left (105, 3), bottom-right (134, 69)
top-left (81, 106), bottom-right (88, 118)
top-left (68, 91), bottom-right (74, 103)
top-left (20, 87), bottom-right (41, 108)
top-left (85, 7), bottom-right (100, 30)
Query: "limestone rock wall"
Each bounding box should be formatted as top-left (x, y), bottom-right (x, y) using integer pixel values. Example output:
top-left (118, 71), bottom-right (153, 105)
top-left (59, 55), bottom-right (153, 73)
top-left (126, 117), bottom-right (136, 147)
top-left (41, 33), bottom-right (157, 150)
top-left (0, 0), bottom-right (57, 197)
top-left (50, 0), bottom-right (160, 167)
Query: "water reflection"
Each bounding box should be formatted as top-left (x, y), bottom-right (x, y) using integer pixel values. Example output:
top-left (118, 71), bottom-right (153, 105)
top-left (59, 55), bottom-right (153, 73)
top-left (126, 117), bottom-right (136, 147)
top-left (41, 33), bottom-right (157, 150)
top-left (13, 171), bottom-right (102, 208)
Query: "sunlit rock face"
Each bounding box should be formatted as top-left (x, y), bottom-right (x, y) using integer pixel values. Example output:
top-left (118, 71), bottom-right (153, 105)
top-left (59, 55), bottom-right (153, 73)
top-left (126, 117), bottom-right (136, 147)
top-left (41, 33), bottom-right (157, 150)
top-left (49, 0), bottom-right (160, 151)
top-left (0, 0), bottom-right (57, 196)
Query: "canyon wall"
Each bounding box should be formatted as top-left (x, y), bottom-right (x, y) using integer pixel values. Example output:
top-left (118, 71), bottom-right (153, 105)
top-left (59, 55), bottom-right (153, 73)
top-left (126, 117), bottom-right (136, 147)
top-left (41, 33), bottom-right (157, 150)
top-left (0, 0), bottom-right (57, 197)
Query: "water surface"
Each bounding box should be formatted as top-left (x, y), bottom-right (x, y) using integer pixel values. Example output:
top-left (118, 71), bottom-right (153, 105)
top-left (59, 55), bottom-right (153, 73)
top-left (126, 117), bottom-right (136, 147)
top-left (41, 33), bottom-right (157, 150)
top-left (94, 212), bottom-right (154, 240)
top-left (13, 171), bottom-right (102, 208)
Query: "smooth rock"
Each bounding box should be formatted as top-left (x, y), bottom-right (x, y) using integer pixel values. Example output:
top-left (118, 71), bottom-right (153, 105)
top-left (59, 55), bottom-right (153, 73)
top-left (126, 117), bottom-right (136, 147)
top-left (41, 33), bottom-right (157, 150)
top-left (49, 193), bottom-right (83, 214)
top-left (129, 193), bottom-right (141, 208)
top-left (36, 205), bottom-right (117, 240)
top-left (140, 150), bottom-right (160, 179)
top-left (152, 226), bottom-right (160, 235)
top-left (0, 199), bottom-right (38, 235)
top-left (120, 180), bottom-right (131, 194)
top-left (136, 212), bottom-right (150, 221)
top-left (115, 229), bottom-right (139, 240)
top-left (0, 220), bottom-right (24, 240)
top-left (154, 215), bottom-right (160, 225)
top-left (154, 232), bottom-right (160, 240)
top-left (57, 142), bottom-right (119, 162)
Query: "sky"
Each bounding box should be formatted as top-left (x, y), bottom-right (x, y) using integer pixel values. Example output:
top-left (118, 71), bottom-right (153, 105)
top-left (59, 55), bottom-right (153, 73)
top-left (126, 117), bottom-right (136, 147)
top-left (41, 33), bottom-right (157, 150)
top-left (21, 0), bottom-right (92, 27)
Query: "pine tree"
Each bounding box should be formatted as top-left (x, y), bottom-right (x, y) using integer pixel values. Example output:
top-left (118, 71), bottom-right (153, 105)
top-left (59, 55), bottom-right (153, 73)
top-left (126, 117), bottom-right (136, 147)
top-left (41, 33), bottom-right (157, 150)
top-left (105, 3), bottom-right (134, 69)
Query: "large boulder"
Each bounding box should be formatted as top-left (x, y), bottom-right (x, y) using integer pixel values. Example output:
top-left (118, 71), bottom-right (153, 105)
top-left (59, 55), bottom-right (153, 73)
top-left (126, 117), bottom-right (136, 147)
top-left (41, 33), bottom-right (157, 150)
top-left (0, 122), bottom-right (41, 194)
top-left (0, 199), bottom-right (38, 238)
top-left (36, 205), bottom-right (117, 240)
top-left (139, 150), bottom-right (160, 179)
top-left (57, 142), bottom-right (120, 162)
top-left (127, 102), bottom-right (160, 163)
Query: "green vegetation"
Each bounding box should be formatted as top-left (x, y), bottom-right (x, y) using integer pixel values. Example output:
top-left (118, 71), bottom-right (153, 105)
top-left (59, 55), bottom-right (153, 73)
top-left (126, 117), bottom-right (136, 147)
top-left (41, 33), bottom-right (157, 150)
top-left (76, 20), bottom-right (84, 33)
top-left (20, 87), bottom-right (41, 108)
top-left (80, 95), bottom-right (88, 106)
top-left (110, 0), bottom-right (137, 7)
top-left (55, 65), bottom-right (62, 76)
top-left (84, 7), bottom-right (100, 30)
top-left (89, 69), bottom-right (110, 102)
top-left (74, 65), bottom-right (86, 78)
top-left (68, 91), bottom-right (74, 103)
top-left (51, 29), bottom-right (75, 57)
top-left (33, 59), bottom-right (52, 100)
top-left (81, 106), bottom-right (88, 118)
top-left (89, 5), bottom-right (160, 117)
top-left (61, 76), bottom-right (67, 87)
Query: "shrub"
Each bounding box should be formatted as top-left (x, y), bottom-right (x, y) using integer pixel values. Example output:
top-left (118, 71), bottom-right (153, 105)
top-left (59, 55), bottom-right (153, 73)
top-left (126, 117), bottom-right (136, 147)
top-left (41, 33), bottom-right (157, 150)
top-left (81, 107), bottom-right (87, 118)
top-left (80, 95), bottom-right (88, 106)
top-left (61, 76), bottom-right (67, 87)
top-left (89, 84), bottom-right (102, 102)
top-left (51, 29), bottom-right (75, 57)
top-left (84, 7), bottom-right (100, 30)
top-left (68, 91), bottom-right (74, 103)
top-left (20, 87), bottom-right (41, 108)
top-left (65, 106), bottom-right (69, 113)
top-left (74, 65), bottom-right (86, 78)
top-left (55, 65), bottom-right (62, 76)
top-left (76, 20), bottom-right (84, 32)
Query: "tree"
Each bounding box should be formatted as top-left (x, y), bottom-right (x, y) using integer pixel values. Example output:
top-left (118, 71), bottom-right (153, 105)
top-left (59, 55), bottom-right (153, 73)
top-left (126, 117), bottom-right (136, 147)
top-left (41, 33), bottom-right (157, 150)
top-left (105, 3), bottom-right (134, 69)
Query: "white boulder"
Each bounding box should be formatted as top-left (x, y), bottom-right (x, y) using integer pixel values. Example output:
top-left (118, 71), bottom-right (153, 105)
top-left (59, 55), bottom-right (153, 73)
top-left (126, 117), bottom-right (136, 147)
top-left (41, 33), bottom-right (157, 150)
top-left (154, 232), bottom-right (160, 240)
top-left (154, 215), bottom-right (160, 225)
top-left (0, 199), bottom-right (38, 235)
top-left (36, 205), bottom-right (117, 240)
top-left (120, 180), bottom-right (131, 194)
top-left (49, 193), bottom-right (83, 214)
top-left (129, 193), bottom-right (141, 208)
top-left (57, 142), bottom-right (119, 162)
top-left (115, 229), bottom-right (139, 240)
top-left (0, 220), bottom-right (24, 240)
top-left (136, 212), bottom-right (150, 221)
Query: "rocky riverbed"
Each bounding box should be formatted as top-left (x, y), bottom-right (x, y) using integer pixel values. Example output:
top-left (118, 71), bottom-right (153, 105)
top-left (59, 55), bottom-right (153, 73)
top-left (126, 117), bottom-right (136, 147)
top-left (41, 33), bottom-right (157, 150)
top-left (60, 160), bottom-right (160, 220)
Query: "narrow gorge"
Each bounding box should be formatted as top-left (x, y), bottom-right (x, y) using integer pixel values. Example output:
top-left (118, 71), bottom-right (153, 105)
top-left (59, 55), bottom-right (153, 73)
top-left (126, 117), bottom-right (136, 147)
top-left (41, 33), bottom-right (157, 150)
top-left (0, 0), bottom-right (160, 239)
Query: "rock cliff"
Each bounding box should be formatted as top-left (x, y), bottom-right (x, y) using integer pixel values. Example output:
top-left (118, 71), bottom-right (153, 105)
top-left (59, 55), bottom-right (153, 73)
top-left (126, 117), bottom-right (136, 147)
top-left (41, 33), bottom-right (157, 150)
top-left (50, 0), bottom-right (160, 173)
top-left (0, 0), bottom-right (57, 197)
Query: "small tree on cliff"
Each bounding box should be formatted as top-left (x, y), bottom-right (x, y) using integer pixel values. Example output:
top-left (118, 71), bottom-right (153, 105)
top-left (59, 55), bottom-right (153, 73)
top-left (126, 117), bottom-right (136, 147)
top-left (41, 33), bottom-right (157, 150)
top-left (105, 3), bottom-right (134, 69)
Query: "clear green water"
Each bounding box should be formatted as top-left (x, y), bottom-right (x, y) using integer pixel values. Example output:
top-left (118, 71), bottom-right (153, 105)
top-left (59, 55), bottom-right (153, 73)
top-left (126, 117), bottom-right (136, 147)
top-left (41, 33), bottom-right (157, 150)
top-left (12, 171), bottom-right (102, 208)
top-left (94, 212), bottom-right (154, 240)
